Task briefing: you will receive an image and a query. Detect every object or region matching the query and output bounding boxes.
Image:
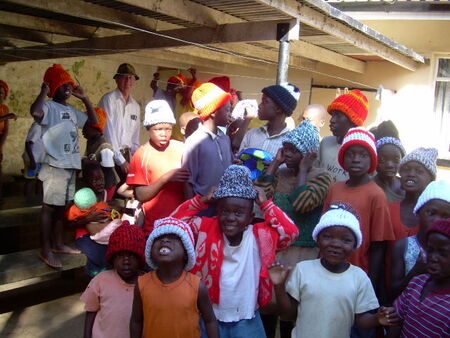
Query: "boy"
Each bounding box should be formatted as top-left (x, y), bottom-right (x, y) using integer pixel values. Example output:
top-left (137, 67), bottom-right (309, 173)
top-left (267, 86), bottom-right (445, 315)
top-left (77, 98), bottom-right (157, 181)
top-left (127, 100), bottom-right (188, 236)
top-left (319, 90), bottom-right (369, 182)
top-left (30, 64), bottom-right (98, 268)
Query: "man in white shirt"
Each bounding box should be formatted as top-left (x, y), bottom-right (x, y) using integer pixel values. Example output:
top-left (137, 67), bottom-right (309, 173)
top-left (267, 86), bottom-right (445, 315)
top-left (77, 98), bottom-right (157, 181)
top-left (99, 63), bottom-right (141, 179)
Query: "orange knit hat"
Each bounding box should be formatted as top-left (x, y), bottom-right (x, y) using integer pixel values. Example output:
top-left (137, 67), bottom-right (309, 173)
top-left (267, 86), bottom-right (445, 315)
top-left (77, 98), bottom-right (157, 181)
top-left (0, 80), bottom-right (9, 98)
top-left (88, 107), bottom-right (108, 132)
top-left (43, 64), bottom-right (75, 98)
top-left (327, 90), bottom-right (368, 126)
top-left (192, 83), bottom-right (231, 120)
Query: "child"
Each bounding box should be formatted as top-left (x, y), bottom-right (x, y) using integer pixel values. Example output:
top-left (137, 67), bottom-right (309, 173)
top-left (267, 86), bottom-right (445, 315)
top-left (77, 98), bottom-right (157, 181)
top-left (269, 204), bottom-right (399, 337)
top-left (127, 100), bottom-right (188, 237)
top-left (391, 180), bottom-right (450, 299)
top-left (81, 222), bottom-right (145, 338)
top-left (130, 217), bottom-right (219, 338)
top-left (323, 127), bottom-right (394, 298)
top-left (390, 218), bottom-right (450, 338)
top-left (178, 111), bottom-right (200, 139)
top-left (318, 90), bottom-right (368, 182)
top-left (171, 165), bottom-right (299, 336)
top-left (182, 83), bottom-right (233, 202)
top-left (22, 121), bottom-right (45, 200)
top-left (30, 64), bottom-right (98, 268)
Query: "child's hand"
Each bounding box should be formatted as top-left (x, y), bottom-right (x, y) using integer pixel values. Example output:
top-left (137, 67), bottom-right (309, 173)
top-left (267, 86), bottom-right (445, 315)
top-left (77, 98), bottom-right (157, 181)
top-left (164, 168), bottom-right (190, 183)
top-left (377, 307), bottom-right (400, 326)
top-left (86, 210), bottom-right (109, 223)
top-left (72, 85), bottom-right (87, 100)
top-left (274, 148), bottom-right (285, 165)
top-left (299, 152), bottom-right (317, 173)
top-left (412, 249), bottom-right (428, 275)
top-left (153, 72), bottom-right (160, 80)
top-left (232, 158), bottom-right (243, 165)
top-left (255, 186), bottom-right (267, 205)
top-left (41, 82), bottom-right (50, 96)
top-left (188, 68), bottom-right (197, 78)
top-left (269, 262), bottom-right (291, 286)
top-left (6, 113), bottom-right (17, 121)
top-left (201, 187), bottom-right (216, 204)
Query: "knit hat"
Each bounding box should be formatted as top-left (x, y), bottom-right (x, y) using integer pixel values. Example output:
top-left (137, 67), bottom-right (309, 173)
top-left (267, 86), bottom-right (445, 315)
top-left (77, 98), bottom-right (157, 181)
top-left (376, 137), bottom-right (406, 157)
top-left (312, 203), bottom-right (363, 248)
top-left (106, 221), bottom-right (146, 267)
top-left (143, 100), bottom-right (176, 127)
top-left (338, 127), bottom-right (378, 174)
top-left (145, 217), bottom-right (196, 270)
top-left (113, 63), bottom-right (139, 80)
top-left (43, 64), bottom-right (75, 98)
top-left (88, 107), bottom-right (108, 132)
top-left (168, 73), bottom-right (187, 85)
top-left (400, 147), bottom-right (438, 179)
top-left (426, 218), bottom-right (450, 240)
top-left (413, 180), bottom-right (450, 214)
top-left (208, 76), bottom-right (231, 92)
top-left (213, 165), bottom-right (257, 200)
top-left (192, 82), bottom-right (231, 120)
top-left (0, 80), bottom-right (9, 98)
top-left (327, 90), bottom-right (368, 126)
top-left (74, 187), bottom-right (97, 210)
top-left (261, 83), bottom-right (301, 116)
top-left (282, 119), bottom-right (320, 155)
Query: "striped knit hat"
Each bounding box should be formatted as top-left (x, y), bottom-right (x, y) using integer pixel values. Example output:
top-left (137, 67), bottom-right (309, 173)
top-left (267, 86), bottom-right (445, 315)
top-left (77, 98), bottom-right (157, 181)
top-left (145, 217), bottom-right (196, 271)
top-left (168, 73), bottom-right (187, 85)
top-left (400, 147), bottom-right (438, 179)
top-left (327, 90), bottom-right (368, 126)
top-left (282, 119), bottom-right (320, 155)
top-left (43, 64), bottom-right (76, 98)
top-left (338, 127), bottom-right (378, 173)
top-left (192, 82), bottom-right (231, 120)
top-left (376, 137), bottom-right (406, 157)
top-left (106, 221), bottom-right (146, 267)
top-left (413, 180), bottom-right (450, 214)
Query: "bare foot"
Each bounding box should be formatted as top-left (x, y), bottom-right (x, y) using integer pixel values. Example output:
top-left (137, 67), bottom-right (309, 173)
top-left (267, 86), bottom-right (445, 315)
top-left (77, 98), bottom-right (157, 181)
top-left (39, 251), bottom-right (62, 269)
top-left (52, 244), bottom-right (81, 254)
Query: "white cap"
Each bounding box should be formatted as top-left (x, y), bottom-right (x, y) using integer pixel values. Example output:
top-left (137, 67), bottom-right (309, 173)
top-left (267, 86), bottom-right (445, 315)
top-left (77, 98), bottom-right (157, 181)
top-left (414, 180), bottom-right (450, 214)
top-left (143, 100), bottom-right (176, 127)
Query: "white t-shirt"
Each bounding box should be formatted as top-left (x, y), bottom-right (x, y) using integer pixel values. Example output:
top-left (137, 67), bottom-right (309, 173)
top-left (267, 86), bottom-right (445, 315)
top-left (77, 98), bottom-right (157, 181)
top-left (318, 135), bottom-right (349, 182)
top-left (22, 121), bottom-right (45, 164)
top-left (40, 100), bottom-right (87, 169)
top-left (212, 225), bottom-right (261, 322)
top-left (286, 259), bottom-right (379, 338)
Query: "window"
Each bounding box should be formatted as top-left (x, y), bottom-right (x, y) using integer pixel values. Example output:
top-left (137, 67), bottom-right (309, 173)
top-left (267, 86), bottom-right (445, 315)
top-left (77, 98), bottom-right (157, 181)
top-left (434, 57), bottom-right (450, 161)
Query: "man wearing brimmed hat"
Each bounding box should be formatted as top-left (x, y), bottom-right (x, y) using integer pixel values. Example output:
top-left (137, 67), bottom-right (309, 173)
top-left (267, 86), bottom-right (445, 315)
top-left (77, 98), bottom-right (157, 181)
top-left (99, 63), bottom-right (141, 179)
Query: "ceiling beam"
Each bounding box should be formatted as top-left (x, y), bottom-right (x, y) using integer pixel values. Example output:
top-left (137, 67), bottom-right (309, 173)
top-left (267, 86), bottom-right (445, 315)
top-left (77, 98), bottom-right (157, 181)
top-left (0, 25), bottom-right (52, 44)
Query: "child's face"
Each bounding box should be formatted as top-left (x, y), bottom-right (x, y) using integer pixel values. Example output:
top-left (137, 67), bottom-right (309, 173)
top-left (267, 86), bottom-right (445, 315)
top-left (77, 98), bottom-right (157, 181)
top-left (377, 144), bottom-right (402, 179)
top-left (148, 123), bottom-right (172, 148)
top-left (218, 197), bottom-right (254, 246)
top-left (82, 124), bottom-right (101, 140)
top-left (329, 110), bottom-right (354, 138)
top-left (399, 161), bottom-right (433, 194)
top-left (86, 168), bottom-right (105, 193)
top-left (113, 251), bottom-right (140, 283)
top-left (151, 234), bottom-right (187, 267)
top-left (418, 200), bottom-right (450, 229)
top-left (318, 226), bottom-right (356, 265)
top-left (0, 87), bottom-right (6, 102)
top-left (426, 232), bottom-right (450, 281)
top-left (53, 82), bottom-right (73, 101)
top-left (214, 101), bottom-right (232, 127)
top-left (283, 143), bottom-right (303, 169)
top-left (343, 145), bottom-right (371, 177)
top-left (258, 94), bottom-right (281, 120)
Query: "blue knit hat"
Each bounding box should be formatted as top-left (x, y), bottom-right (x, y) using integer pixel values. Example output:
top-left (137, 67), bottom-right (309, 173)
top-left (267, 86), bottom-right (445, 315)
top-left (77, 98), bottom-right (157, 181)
top-left (213, 165), bottom-right (257, 200)
top-left (282, 119), bottom-right (320, 155)
top-left (262, 83), bottom-right (301, 116)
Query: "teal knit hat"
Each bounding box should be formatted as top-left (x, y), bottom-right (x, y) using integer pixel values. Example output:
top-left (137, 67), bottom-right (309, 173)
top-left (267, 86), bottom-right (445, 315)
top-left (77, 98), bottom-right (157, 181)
top-left (74, 187), bottom-right (97, 210)
top-left (282, 119), bottom-right (320, 155)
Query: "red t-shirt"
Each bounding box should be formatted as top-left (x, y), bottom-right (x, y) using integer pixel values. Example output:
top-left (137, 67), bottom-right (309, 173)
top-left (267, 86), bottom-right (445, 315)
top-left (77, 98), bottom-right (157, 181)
top-left (127, 140), bottom-right (185, 236)
top-left (389, 201), bottom-right (419, 240)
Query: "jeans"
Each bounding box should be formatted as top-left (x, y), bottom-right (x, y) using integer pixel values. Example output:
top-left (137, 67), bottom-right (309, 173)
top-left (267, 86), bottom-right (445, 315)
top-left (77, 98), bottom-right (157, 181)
top-left (75, 235), bottom-right (109, 277)
top-left (201, 311), bottom-right (266, 338)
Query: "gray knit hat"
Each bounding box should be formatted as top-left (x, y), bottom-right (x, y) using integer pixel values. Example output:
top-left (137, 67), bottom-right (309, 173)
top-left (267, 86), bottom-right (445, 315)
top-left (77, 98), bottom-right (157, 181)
top-left (400, 147), bottom-right (438, 179)
top-left (282, 119), bottom-right (320, 155)
top-left (213, 165), bottom-right (257, 200)
top-left (376, 137), bottom-right (406, 157)
top-left (143, 100), bottom-right (176, 127)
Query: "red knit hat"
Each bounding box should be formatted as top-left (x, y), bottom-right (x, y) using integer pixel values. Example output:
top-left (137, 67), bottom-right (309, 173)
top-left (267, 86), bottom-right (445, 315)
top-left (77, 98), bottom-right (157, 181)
top-left (168, 74), bottom-right (187, 85)
top-left (208, 76), bottom-right (231, 93)
top-left (105, 221), bottom-right (146, 267)
top-left (0, 80), bottom-right (9, 98)
top-left (327, 90), bottom-right (369, 126)
top-left (427, 218), bottom-right (450, 239)
top-left (43, 64), bottom-right (75, 98)
top-left (338, 127), bottom-right (378, 174)
top-left (192, 82), bottom-right (231, 120)
top-left (88, 107), bottom-right (108, 132)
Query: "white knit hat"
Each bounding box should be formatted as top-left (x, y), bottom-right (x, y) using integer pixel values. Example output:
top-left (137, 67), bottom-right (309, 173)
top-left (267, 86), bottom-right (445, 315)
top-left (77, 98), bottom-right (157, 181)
top-left (143, 100), bottom-right (176, 127)
top-left (312, 204), bottom-right (363, 248)
top-left (145, 217), bottom-right (196, 270)
top-left (400, 147), bottom-right (438, 179)
top-left (413, 180), bottom-right (450, 214)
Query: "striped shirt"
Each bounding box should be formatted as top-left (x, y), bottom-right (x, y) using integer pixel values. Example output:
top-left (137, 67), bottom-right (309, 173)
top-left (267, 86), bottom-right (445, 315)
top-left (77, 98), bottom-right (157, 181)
top-left (394, 274), bottom-right (450, 338)
top-left (239, 125), bottom-right (292, 157)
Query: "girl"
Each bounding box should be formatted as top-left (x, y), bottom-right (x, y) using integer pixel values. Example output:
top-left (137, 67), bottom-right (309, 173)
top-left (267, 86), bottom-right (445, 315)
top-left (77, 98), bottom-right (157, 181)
top-left (391, 180), bottom-right (450, 299)
top-left (130, 217), bottom-right (219, 338)
top-left (270, 204), bottom-right (399, 337)
top-left (81, 222), bottom-right (145, 338)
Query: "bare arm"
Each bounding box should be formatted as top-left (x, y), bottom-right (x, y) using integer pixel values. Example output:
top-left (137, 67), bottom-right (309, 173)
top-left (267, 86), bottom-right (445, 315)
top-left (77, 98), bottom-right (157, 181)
top-left (150, 73), bottom-right (159, 96)
top-left (197, 281), bottom-right (219, 338)
top-left (0, 119), bottom-right (9, 147)
top-left (25, 141), bottom-right (36, 169)
top-left (269, 263), bottom-right (298, 321)
top-left (369, 241), bottom-right (386, 298)
top-left (130, 280), bottom-right (144, 338)
top-left (72, 86), bottom-right (97, 125)
top-left (30, 83), bottom-right (50, 122)
top-left (83, 311), bottom-right (97, 338)
top-left (355, 307), bottom-right (400, 329)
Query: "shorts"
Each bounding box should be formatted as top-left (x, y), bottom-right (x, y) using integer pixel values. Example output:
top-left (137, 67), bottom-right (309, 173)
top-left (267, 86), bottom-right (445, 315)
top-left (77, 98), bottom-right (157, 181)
top-left (38, 163), bottom-right (76, 206)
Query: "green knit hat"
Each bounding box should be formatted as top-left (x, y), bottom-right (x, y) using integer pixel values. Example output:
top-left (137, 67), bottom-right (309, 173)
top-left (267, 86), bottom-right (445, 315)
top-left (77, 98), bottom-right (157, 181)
top-left (74, 187), bottom-right (97, 210)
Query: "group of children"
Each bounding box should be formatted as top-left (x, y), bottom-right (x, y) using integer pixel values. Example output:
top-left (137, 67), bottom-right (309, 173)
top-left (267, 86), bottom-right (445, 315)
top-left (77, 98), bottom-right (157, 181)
top-left (0, 62), bottom-right (447, 337)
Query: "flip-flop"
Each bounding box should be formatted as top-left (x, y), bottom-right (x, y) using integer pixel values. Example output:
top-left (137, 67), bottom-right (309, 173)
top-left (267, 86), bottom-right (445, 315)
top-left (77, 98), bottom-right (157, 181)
top-left (39, 253), bottom-right (63, 269)
top-left (52, 248), bottom-right (81, 254)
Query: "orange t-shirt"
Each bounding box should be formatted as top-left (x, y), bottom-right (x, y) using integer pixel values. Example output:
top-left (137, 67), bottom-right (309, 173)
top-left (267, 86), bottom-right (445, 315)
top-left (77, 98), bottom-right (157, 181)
top-left (389, 201), bottom-right (419, 240)
top-left (138, 271), bottom-right (201, 338)
top-left (127, 140), bottom-right (185, 236)
top-left (323, 180), bottom-right (395, 273)
top-left (67, 201), bottom-right (111, 239)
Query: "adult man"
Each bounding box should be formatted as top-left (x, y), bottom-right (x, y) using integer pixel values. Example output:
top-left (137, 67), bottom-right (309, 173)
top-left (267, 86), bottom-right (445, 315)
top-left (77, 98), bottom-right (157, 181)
top-left (302, 104), bottom-right (326, 131)
top-left (99, 63), bottom-right (141, 178)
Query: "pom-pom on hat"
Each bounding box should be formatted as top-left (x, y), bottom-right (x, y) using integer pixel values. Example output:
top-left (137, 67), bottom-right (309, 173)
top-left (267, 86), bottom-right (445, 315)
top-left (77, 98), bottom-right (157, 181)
top-left (145, 217), bottom-right (196, 270)
top-left (376, 137), bottom-right (406, 157)
top-left (43, 64), bottom-right (76, 98)
top-left (338, 127), bottom-right (378, 174)
top-left (88, 107), bottom-right (108, 132)
top-left (413, 180), bottom-right (450, 214)
top-left (74, 187), bottom-right (97, 210)
top-left (106, 221), bottom-right (146, 267)
top-left (262, 83), bottom-right (301, 116)
top-left (113, 63), bottom-right (139, 80)
top-left (312, 203), bottom-right (363, 248)
top-left (400, 147), bottom-right (438, 179)
top-left (192, 82), bottom-right (231, 120)
top-left (143, 100), bottom-right (176, 127)
top-left (0, 80), bottom-right (9, 98)
top-left (213, 165), bottom-right (258, 200)
top-left (327, 90), bottom-right (368, 126)
top-left (426, 218), bottom-right (450, 240)
top-left (282, 119), bottom-right (320, 155)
